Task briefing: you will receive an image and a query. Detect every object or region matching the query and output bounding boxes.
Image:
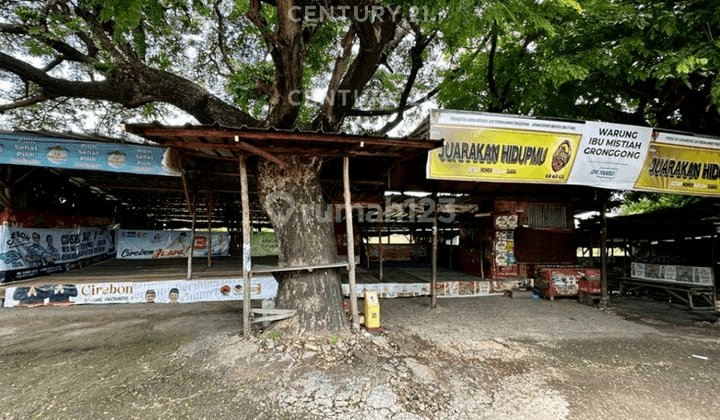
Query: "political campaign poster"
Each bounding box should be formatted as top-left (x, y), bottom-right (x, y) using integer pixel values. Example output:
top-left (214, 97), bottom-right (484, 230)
top-left (0, 132), bottom-right (179, 176)
top-left (117, 229), bottom-right (230, 259)
top-left (567, 122), bottom-right (653, 189)
top-left (633, 132), bottom-right (720, 196)
top-left (0, 225), bottom-right (116, 283)
top-left (427, 110), bottom-right (585, 184)
top-left (3, 275), bottom-right (278, 307)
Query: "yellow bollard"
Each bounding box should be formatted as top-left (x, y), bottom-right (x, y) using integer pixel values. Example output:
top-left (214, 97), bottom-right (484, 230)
top-left (364, 290), bottom-right (380, 329)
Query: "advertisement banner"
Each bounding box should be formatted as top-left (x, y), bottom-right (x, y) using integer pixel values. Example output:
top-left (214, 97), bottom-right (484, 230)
top-left (0, 225), bottom-right (116, 283)
top-left (117, 229), bottom-right (230, 259)
top-left (427, 111), bottom-right (585, 184)
top-left (567, 122), bottom-right (653, 189)
top-left (630, 263), bottom-right (713, 286)
top-left (3, 276), bottom-right (278, 307)
top-left (0, 133), bottom-right (179, 176)
top-left (633, 132), bottom-right (720, 196)
top-left (342, 282), bottom-right (431, 299)
top-left (425, 110), bottom-right (662, 191)
top-left (341, 281), bottom-right (502, 299)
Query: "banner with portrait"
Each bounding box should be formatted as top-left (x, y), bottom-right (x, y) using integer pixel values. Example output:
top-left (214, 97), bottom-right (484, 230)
top-left (0, 225), bottom-right (116, 283)
top-left (3, 275), bottom-right (278, 307)
top-left (116, 229), bottom-right (230, 259)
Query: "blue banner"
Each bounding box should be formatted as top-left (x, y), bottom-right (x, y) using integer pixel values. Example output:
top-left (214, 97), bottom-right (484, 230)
top-left (0, 225), bottom-right (117, 283)
top-left (0, 133), bottom-right (179, 176)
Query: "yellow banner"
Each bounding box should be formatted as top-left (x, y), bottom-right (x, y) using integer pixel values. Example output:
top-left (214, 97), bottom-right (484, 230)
top-left (427, 126), bottom-right (582, 183)
top-left (634, 143), bottom-right (720, 196)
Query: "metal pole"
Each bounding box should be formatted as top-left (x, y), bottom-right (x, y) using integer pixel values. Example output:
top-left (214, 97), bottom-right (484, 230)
top-left (600, 200), bottom-right (609, 309)
top-left (431, 192), bottom-right (438, 309)
top-left (343, 157), bottom-right (359, 330)
top-left (239, 155), bottom-right (252, 339)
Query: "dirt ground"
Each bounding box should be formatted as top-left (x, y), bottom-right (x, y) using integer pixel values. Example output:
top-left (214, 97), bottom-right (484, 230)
top-left (1, 295), bottom-right (719, 419)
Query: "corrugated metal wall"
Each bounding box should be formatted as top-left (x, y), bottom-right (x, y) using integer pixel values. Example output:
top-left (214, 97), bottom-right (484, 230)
top-left (529, 204), bottom-right (568, 229)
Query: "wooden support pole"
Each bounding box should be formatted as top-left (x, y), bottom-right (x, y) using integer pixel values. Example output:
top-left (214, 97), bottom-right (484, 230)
top-left (206, 191), bottom-right (215, 268)
top-left (181, 172), bottom-right (195, 280)
top-left (448, 227), bottom-right (453, 271)
top-left (378, 219), bottom-right (383, 280)
top-left (480, 218), bottom-right (485, 279)
top-left (712, 234), bottom-right (718, 312)
top-left (365, 230), bottom-right (370, 270)
top-left (431, 192), bottom-right (438, 309)
top-left (239, 155), bottom-right (252, 339)
top-left (343, 157), bottom-right (359, 330)
top-left (600, 200), bottom-right (609, 309)
top-left (189, 210), bottom-right (196, 279)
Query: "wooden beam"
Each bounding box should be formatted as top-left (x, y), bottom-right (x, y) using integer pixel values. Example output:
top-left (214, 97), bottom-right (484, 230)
top-left (130, 127), bottom-right (440, 151)
top-left (165, 140), bottom-right (408, 158)
top-left (234, 138), bottom-right (289, 167)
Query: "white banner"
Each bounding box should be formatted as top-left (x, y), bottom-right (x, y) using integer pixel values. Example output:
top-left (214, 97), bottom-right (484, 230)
top-left (0, 225), bottom-right (116, 283)
top-left (567, 122), bottom-right (653, 189)
top-left (117, 229), bottom-right (230, 259)
top-left (630, 263), bottom-right (713, 286)
top-left (341, 281), bottom-right (500, 299)
top-left (3, 276), bottom-right (278, 307)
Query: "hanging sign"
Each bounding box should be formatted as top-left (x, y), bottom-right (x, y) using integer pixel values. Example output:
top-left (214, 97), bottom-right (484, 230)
top-left (0, 133), bottom-right (179, 176)
top-left (427, 112), bottom-right (583, 184)
top-left (567, 122), bottom-right (653, 189)
top-left (633, 132), bottom-right (720, 196)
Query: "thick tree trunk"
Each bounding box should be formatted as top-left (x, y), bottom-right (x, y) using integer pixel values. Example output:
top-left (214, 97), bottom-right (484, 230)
top-left (256, 156), bottom-right (348, 336)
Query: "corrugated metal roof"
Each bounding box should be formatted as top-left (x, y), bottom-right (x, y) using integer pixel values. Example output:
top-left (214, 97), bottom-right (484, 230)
top-left (121, 123), bottom-right (443, 160)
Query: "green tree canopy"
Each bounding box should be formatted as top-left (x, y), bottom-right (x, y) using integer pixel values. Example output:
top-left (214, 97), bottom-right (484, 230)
top-left (439, 0), bottom-right (720, 135)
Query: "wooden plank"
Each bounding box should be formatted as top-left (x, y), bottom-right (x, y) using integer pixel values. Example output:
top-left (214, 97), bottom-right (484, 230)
top-left (251, 262), bottom-right (348, 274)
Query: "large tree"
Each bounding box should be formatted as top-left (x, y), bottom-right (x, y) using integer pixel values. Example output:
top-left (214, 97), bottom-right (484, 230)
top-left (0, 0), bottom-right (515, 336)
top-left (4, 0), bottom-right (714, 333)
top-left (439, 0), bottom-right (720, 134)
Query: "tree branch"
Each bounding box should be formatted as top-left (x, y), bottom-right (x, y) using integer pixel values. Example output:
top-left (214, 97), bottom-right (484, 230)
top-left (214, 0), bottom-right (236, 72)
top-left (376, 24), bottom-right (435, 135)
top-left (312, 8), bottom-right (399, 131)
top-left (498, 32), bottom-right (540, 109)
top-left (246, 0), bottom-right (278, 46)
top-left (0, 51), bottom-right (260, 127)
top-left (345, 85), bottom-right (441, 117)
top-left (0, 23), bottom-right (93, 64)
top-left (487, 24), bottom-right (502, 111)
top-left (0, 92), bottom-right (50, 113)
